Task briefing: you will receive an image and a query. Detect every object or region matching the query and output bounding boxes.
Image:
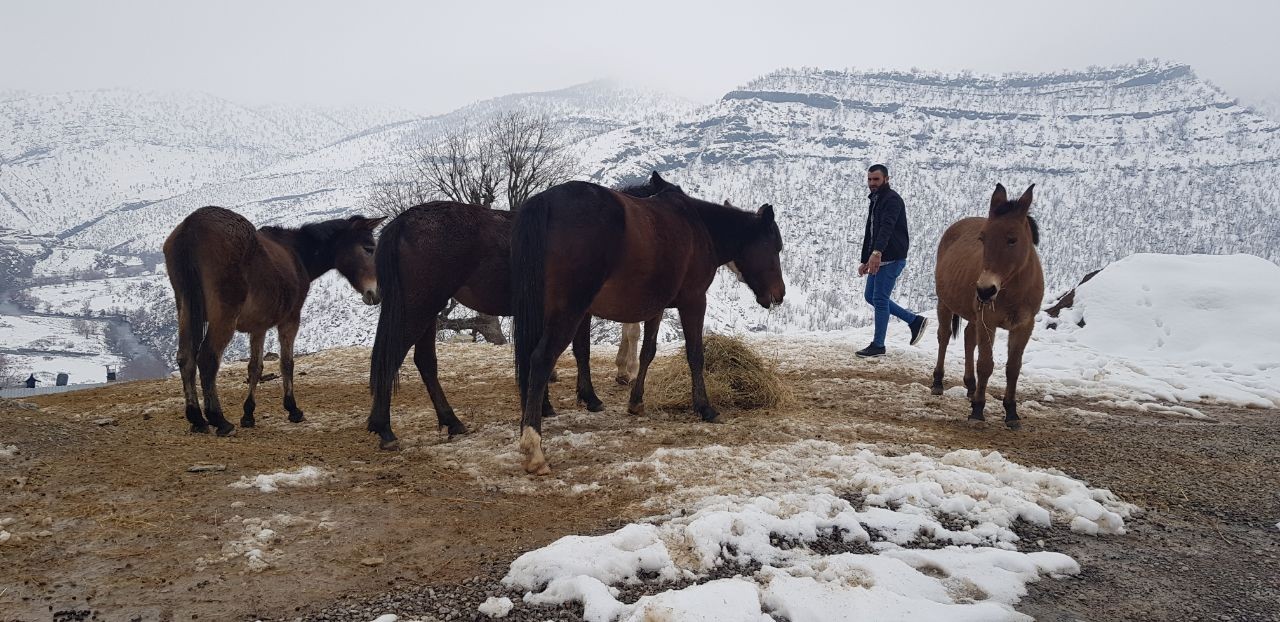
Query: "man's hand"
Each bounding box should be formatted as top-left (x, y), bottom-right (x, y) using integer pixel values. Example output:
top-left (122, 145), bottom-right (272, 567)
top-left (857, 263), bottom-right (868, 276)
top-left (867, 253), bottom-right (882, 275)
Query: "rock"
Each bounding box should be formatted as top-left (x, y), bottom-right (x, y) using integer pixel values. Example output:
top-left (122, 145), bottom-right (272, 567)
top-left (187, 464), bottom-right (226, 473)
top-left (93, 417), bottom-right (116, 426)
top-left (361, 556), bottom-right (385, 567)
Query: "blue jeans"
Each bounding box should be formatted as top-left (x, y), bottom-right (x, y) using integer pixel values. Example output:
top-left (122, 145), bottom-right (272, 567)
top-left (864, 259), bottom-right (918, 347)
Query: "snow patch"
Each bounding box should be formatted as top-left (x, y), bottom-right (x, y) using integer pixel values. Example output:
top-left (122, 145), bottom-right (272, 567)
top-left (228, 466), bottom-right (332, 492)
top-left (477, 596), bottom-right (514, 617)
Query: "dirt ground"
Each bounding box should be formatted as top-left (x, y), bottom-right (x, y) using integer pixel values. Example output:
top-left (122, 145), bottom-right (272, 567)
top-left (1, 338), bottom-right (1277, 622)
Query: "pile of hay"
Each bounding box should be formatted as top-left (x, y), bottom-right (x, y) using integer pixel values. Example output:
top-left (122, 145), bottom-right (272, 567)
top-left (645, 334), bottom-right (790, 412)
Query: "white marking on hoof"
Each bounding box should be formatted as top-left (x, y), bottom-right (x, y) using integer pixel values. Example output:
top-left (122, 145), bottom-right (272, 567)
top-left (519, 427), bottom-right (550, 475)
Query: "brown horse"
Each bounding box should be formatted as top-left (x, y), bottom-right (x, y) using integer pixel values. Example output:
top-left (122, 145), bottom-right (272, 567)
top-left (164, 206), bottom-right (383, 436)
top-left (365, 201), bottom-right (641, 450)
top-left (931, 184), bottom-right (1043, 430)
top-left (512, 172), bottom-right (786, 475)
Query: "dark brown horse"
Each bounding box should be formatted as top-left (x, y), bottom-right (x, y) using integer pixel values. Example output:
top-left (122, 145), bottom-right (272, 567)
top-left (164, 206), bottom-right (383, 436)
top-left (512, 172), bottom-right (786, 475)
top-left (365, 201), bottom-right (641, 450)
top-left (931, 184), bottom-right (1043, 430)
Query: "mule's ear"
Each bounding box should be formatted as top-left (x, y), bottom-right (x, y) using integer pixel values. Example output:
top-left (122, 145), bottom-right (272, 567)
top-left (1017, 184), bottom-right (1035, 211)
top-left (351, 215), bottom-right (385, 230)
top-left (649, 171), bottom-right (667, 187)
top-left (758, 203), bottom-right (775, 223)
top-left (990, 184), bottom-right (1007, 211)
top-left (723, 200), bottom-right (734, 208)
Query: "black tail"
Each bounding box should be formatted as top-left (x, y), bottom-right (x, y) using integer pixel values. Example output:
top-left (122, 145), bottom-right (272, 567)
top-left (369, 213), bottom-right (409, 406)
top-left (511, 194), bottom-right (550, 408)
top-left (949, 314), bottom-right (961, 344)
top-left (167, 226), bottom-right (206, 356)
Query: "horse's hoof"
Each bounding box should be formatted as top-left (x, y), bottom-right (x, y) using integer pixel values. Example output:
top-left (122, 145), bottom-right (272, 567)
top-left (379, 438), bottom-right (400, 451)
top-left (240, 417), bottom-right (256, 428)
top-left (215, 423), bottom-right (236, 437)
top-left (287, 412), bottom-right (306, 423)
top-left (615, 375), bottom-right (632, 386)
top-left (627, 403), bottom-right (645, 417)
top-left (930, 384), bottom-right (944, 396)
top-left (966, 417), bottom-right (986, 428)
top-left (446, 421), bottom-right (468, 437)
top-left (578, 397), bottom-right (605, 412)
top-left (190, 424), bottom-right (210, 434)
top-left (702, 413), bottom-right (724, 424)
top-left (1005, 418), bottom-right (1022, 431)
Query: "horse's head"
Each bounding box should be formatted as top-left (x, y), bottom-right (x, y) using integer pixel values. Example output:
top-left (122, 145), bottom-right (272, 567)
top-left (329, 215), bottom-right (385, 305)
top-left (727, 203), bottom-right (786, 309)
top-left (976, 183), bottom-right (1036, 304)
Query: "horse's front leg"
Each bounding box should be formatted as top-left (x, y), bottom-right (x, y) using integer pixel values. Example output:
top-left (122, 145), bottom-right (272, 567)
top-left (626, 315), bottom-right (662, 417)
top-left (970, 326), bottom-right (995, 423)
top-left (677, 299), bottom-right (720, 423)
top-left (278, 316), bottom-right (305, 423)
top-left (1002, 325), bottom-right (1033, 431)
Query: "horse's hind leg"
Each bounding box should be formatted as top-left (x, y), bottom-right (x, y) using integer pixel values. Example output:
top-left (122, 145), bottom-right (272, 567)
top-left (573, 316), bottom-right (604, 412)
top-left (626, 315), bottom-right (663, 418)
top-left (240, 331), bottom-right (266, 428)
top-left (279, 316), bottom-right (305, 423)
top-left (615, 322), bottom-right (641, 385)
top-left (195, 316), bottom-right (237, 437)
top-left (970, 326), bottom-right (995, 423)
top-left (176, 300), bottom-right (208, 433)
top-left (414, 316), bottom-right (467, 436)
top-left (1001, 325), bottom-right (1033, 431)
top-left (520, 309), bottom-right (588, 476)
top-left (932, 307), bottom-right (955, 395)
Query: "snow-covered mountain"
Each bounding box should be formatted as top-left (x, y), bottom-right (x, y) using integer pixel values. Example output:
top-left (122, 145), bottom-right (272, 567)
top-left (579, 62), bottom-right (1280, 332)
top-left (0, 89), bottom-right (417, 236)
top-left (4, 62), bottom-right (1279, 381)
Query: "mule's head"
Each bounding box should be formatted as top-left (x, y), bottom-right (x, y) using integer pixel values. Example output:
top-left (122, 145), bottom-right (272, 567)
top-left (728, 203), bottom-right (786, 309)
top-left (329, 215), bottom-right (385, 305)
top-left (976, 183), bottom-right (1037, 304)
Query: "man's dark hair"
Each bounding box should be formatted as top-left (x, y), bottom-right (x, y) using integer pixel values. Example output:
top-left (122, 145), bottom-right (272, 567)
top-left (868, 164), bottom-right (889, 176)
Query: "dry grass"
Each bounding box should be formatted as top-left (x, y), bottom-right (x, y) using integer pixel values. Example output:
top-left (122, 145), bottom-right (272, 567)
top-left (645, 334), bottom-right (792, 412)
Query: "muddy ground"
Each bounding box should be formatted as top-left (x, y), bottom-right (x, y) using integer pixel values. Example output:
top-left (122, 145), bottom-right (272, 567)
top-left (1, 338), bottom-right (1277, 622)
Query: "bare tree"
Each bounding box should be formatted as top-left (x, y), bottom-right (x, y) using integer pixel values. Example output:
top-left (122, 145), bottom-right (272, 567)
top-left (366, 111), bottom-right (579, 344)
top-left (365, 176), bottom-right (435, 220)
top-left (418, 125), bottom-right (500, 208)
top-left (489, 111), bottom-right (580, 209)
top-left (0, 353), bottom-right (20, 388)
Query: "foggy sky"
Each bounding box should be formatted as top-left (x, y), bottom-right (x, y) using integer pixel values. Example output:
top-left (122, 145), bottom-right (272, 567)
top-left (2, 0), bottom-right (1276, 114)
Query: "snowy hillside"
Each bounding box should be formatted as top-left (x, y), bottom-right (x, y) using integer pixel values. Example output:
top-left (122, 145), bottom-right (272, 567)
top-left (0, 89), bottom-right (415, 235)
top-left (580, 62), bottom-right (1280, 333)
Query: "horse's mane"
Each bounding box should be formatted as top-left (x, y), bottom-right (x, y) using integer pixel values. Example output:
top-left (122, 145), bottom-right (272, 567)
top-left (616, 176), bottom-right (683, 198)
top-left (991, 201), bottom-right (1040, 246)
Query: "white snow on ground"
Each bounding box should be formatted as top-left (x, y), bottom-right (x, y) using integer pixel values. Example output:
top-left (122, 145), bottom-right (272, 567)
top-left (0, 444), bottom-right (17, 460)
top-left (1032, 253), bottom-right (1280, 409)
top-left (228, 466), bottom-right (333, 493)
top-left (0, 313), bottom-right (123, 385)
top-left (500, 442), bottom-right (1131, 621)
top-left (477, 596), bottom-right (514, 617)
top-left (747, 254), bottom-right (1280, 417)
top-left (23, 276), bottom-right (164, 316)
top-left (195, 511), bottom-right (336, 572)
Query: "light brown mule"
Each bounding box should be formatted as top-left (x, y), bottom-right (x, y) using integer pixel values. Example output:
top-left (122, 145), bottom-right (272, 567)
top-left (931, 184), bottom-right (1043, 430)
top-left (164, 206), bottom-right (383, 436)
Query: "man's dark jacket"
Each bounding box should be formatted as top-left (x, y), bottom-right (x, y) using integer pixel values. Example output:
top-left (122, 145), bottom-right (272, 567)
top-left (860, 185), bottom-right (909, 263)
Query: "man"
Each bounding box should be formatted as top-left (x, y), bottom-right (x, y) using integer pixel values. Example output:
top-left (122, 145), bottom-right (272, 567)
top-left (856, 164), bottom-right (928, 357)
